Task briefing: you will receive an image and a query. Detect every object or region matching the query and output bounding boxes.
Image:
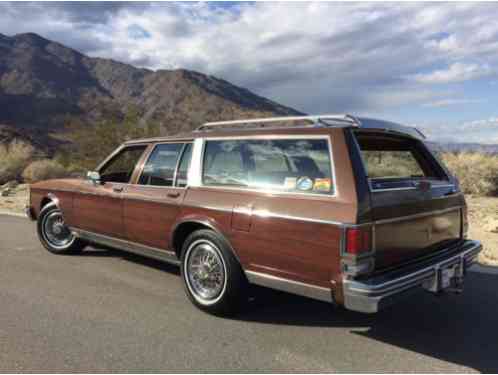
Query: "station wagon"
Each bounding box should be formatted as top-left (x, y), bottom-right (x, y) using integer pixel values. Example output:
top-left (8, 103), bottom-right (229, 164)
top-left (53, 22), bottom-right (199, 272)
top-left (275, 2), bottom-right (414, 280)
top-left (26, 115), bottom-right (482, 315)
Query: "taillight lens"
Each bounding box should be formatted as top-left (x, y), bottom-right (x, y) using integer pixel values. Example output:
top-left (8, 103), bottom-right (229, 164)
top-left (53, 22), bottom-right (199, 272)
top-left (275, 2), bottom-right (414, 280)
top-left (345, 227), bottom-right (371, 255)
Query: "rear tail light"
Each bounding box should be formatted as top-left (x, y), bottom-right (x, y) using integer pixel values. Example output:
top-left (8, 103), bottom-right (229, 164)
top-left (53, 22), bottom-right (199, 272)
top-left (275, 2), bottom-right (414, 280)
top-left (345, 227), bottom-right (371, 256)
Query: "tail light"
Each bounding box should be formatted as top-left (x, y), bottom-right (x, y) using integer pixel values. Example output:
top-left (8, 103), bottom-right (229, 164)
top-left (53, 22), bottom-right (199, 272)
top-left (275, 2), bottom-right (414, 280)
top-left (345, 227), bottom-right (371, 256)
top-left (342, 226), bottom-right (374, 277)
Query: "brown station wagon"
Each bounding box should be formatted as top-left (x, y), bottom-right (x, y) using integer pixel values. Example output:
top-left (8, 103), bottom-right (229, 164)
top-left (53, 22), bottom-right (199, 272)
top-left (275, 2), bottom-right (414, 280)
top-left (26, 115), bottom-right (482, 315)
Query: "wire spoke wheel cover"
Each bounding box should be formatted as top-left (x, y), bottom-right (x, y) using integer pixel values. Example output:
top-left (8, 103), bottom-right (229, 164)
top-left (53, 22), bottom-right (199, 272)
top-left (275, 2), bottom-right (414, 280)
top-left (41, 211), bottom-right (75, 250)
top-left (184, 239), bottom-right (227, 305)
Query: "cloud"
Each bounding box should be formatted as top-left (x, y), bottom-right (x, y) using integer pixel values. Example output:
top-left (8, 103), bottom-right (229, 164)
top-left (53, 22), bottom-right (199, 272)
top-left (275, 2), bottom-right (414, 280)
top-left (411, 62), bottom-right (493, 84)
top-left (422, 98), bottom-right (485, 108)
top-left (0, 2), bottom-right (498, 143)
top-left (420, 117), bottom-right (498, 144)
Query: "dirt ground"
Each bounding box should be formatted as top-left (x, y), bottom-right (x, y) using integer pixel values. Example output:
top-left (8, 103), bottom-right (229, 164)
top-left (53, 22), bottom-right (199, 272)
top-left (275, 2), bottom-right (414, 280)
top-left (467, 196), bottom-right (498, 266)
top-left (1, 187), bottom-right (496, 266)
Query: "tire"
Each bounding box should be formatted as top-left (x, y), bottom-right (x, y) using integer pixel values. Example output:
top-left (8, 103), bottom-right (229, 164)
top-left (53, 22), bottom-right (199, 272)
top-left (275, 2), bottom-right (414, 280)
top-left (180, 229), bottom-right (247, 316)
top-left (37, 203), bottom-right (87, 255)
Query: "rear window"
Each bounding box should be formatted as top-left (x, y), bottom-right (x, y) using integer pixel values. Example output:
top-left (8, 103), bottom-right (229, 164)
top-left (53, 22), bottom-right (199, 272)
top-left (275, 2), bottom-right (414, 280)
top-left (355, 132), bottom-right (448, 188)
top-left (202, 138), bottom-right (334, 195)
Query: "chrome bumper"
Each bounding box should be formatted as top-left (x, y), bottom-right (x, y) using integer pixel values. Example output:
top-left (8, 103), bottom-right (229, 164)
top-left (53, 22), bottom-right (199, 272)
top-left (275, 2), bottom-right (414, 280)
top-left (343, 240), bottom-right (482, 313)
top-left (25, 205), bottom-right (36, 221)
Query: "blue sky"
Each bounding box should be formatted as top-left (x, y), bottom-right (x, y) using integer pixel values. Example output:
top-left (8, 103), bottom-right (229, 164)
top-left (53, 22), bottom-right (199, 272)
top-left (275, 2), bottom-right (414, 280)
top-left (1, 2), bottom-right (498, 143)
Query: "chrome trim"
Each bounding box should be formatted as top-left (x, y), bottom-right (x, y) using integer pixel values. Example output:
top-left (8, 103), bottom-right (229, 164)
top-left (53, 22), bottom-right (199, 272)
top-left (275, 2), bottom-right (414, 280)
top-left (197, 114), bottom-right (360, 131)
top-left (198, 135), bottom-right (339, 198)
top-left (188, 138), bottom-right (204, 187)
top-left (374, 206), bottom-right (462, 226)
top-left (252, 208), bottom-right (344, 226)
top-left (245, 270), bottom-right (333, 303)
top-left (71, 228), bottom-right (180, 266)
top-left (342, 240), bottom-right (482, 313)
top-left (370, 183), bottom-right (455, 193)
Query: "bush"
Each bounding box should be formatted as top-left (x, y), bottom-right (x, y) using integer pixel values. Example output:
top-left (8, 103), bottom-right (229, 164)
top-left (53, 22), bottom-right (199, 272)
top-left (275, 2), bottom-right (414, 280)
top-left (0, 140), bottom-right (34, 184)
top-left (22, 159), bottom-right (68, 183)
top-left (442, 152), bottom-right (498, 196)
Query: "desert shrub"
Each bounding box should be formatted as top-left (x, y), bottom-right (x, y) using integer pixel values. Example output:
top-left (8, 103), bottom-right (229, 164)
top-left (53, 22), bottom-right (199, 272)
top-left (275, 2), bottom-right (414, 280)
top-left (442, 152), bottom-right (498, 196)
top-left (362, 151), bottom-right (423, 178)
top-left (22, 159), bottom-right (68, 183)
top-left (0, 140), bottom-right (34, 184)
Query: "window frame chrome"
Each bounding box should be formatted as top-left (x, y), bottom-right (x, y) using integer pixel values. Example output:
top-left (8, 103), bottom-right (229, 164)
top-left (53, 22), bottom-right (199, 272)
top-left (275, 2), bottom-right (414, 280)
top-left (193, 134), bottom-right (339, 199)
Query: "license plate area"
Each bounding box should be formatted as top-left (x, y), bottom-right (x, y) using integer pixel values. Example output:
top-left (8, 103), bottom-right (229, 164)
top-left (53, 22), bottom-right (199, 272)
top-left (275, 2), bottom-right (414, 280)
top-left (422, 259), bottom-right (464, 293)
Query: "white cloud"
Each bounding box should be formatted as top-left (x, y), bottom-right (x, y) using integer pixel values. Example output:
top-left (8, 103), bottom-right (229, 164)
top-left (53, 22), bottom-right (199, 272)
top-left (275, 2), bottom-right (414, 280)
top-left (411, 62), bottom-right (493, 84)
top-left (422, 98), bottom-right (484, 108)
top-left (420, 117), bottom-right (498, 144)
top-left (1, 2), bottom-right (498, 143)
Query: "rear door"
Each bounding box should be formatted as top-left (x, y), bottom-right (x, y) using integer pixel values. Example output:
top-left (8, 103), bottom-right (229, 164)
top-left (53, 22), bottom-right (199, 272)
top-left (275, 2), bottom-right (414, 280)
top-left (353, 131), bottom-right (464, 269)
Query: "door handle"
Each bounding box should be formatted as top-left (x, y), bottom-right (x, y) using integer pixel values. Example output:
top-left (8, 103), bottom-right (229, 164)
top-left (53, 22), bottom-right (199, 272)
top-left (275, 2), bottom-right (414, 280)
top-left (113, 186), bottom-right (124, 193)
top-left (167, 192), bottom-right (180, 199)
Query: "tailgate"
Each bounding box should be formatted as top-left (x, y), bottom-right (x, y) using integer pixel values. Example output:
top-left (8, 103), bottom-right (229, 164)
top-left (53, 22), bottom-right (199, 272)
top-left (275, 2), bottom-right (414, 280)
top-left (352, 130), bottom-right (465, 270)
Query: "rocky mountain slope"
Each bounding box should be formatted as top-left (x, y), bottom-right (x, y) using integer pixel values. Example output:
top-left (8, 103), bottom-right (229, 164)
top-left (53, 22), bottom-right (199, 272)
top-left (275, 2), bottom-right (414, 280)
top-left (0, 32), bottom-right (300, 146)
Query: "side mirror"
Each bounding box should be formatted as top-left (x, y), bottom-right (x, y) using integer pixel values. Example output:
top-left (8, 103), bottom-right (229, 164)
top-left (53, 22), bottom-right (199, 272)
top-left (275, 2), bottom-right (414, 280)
top-left (87, 171), bottom-right (101, 185)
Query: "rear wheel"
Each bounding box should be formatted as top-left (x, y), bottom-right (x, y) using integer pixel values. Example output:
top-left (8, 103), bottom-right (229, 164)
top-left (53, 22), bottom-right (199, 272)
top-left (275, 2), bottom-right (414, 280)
top-left (181, 229), bottom-right (247, 315)
top-left (37, 204), bottom-right (86, 254)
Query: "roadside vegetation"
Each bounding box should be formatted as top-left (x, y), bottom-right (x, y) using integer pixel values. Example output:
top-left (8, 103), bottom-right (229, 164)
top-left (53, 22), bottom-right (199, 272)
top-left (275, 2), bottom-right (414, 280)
top-left (0, 108), bottom-right (160, 185)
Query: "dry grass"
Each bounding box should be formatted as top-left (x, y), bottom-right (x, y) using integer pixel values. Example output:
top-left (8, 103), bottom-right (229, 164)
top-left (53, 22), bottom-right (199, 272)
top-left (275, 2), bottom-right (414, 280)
top-left (22, 159), bottom-right (68, 183)
top-left (442, 152), bottom-right (498, 196)
top-left (0, 140), bottom-right (34, 184)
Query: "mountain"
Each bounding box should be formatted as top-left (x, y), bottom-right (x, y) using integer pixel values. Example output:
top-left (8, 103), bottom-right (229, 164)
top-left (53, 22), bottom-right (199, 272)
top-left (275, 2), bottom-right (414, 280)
top-left (0, 32), bottom-right (301, 147)
top-left (428, 142), bottom-right (498, 155)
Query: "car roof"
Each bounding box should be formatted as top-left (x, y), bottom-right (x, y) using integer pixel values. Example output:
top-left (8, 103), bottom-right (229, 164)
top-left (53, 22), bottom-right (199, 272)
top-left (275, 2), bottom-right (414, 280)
top-left (124, 115), bottom-right (425, 145)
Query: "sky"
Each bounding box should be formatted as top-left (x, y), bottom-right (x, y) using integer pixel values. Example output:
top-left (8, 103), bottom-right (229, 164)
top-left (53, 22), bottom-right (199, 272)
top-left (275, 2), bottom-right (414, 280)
top-left (1, 2), bottom-right (498, 144)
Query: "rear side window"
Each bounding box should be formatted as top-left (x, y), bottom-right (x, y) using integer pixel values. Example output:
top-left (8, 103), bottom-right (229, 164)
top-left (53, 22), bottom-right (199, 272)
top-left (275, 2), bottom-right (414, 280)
top-left (202, 138), bottom-right (334, 195)
top-left (138, 143), bottom-right (183, 187)
top-left (354, 132), bottom-right (448, 187)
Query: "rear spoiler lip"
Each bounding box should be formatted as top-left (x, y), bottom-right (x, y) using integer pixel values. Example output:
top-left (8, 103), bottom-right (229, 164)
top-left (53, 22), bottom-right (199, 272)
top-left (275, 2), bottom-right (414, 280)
top-left (355, 117), bottom-right (426, 140)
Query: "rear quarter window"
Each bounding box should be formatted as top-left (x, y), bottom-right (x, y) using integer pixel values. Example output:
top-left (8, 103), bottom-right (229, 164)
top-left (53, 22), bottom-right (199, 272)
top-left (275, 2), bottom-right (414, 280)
top-left (202, 138), bottom-right (335, 195)
top-left (354, 131), bottom-right (449, 189)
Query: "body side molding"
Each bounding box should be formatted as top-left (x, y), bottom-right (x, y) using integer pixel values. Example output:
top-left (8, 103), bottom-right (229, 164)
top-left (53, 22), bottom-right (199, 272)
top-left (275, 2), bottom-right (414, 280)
top-left (71, 228), bottom-right (180, 266)
top-left (245, 270), bottom-right (333, 303)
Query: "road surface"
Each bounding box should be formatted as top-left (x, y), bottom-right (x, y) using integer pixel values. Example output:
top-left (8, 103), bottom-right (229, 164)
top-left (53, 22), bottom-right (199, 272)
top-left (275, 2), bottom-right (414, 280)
top-left (0, 214), bottom-right (497, 372)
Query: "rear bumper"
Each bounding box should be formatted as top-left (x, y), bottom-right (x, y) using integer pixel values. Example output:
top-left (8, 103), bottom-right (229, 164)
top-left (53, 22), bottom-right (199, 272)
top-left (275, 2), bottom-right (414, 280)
top-left (343, 240), bottom-right (482, 313)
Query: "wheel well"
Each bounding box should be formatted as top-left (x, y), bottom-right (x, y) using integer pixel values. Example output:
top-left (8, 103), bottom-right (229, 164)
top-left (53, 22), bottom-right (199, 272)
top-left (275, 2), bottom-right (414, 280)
top-left (172, 222), bottom-right (211, 258)
top-left (40, 197), bottom-right (53, 210)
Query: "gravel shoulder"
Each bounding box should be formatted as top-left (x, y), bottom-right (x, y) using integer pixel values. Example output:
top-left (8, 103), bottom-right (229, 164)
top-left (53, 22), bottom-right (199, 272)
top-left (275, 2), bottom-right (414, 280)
top-left (1, 186), bottom-right (497, 265)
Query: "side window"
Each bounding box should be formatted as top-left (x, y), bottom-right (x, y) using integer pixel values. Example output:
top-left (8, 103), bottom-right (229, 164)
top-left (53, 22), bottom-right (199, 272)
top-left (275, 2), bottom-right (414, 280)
top-left (203, 141), bottom-right (247, 187)
top-left (138, 143), bottom-right (183, 187)
top-left (202, 138), bottom-right (334, 194)
top-left (99, 145), bottom-right (147, 184)
top-left (175, 143), bottom-right (193, 188)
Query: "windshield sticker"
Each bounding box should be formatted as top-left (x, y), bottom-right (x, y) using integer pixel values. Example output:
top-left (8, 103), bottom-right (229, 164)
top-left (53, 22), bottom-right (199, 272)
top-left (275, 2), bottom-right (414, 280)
top-left (314, 178), bottom-right (332, 192)
top-left (296, 177), bottom-right (313, 191)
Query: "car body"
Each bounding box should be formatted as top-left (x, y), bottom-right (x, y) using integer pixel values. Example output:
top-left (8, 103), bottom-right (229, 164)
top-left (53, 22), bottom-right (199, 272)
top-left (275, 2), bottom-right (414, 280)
top-left (26, 114), bottom-right (482, 315)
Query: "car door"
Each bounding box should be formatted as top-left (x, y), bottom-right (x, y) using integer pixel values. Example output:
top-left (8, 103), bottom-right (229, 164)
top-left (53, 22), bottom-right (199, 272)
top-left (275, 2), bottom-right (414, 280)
top-left (122, 142), bottom-right (193, 250)
top-left (72, 144), bottom-right (148, 238)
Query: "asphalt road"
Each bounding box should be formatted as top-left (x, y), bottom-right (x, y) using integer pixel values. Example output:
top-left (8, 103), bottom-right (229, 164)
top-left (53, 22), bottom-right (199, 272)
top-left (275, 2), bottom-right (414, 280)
top-left (1, 215), bottom-right (497, 373)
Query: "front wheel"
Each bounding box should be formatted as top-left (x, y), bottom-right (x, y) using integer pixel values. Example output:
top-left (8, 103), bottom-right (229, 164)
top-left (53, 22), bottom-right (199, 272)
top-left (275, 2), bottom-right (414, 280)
top-left (37, 204), bottom-right (86, 254)
top-left (181, 229), bottom-right (247, 316)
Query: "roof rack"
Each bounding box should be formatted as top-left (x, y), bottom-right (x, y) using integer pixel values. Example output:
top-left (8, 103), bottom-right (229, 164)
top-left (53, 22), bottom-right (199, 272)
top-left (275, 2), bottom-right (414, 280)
top-left (196, 114), bottom-right (362, 131)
